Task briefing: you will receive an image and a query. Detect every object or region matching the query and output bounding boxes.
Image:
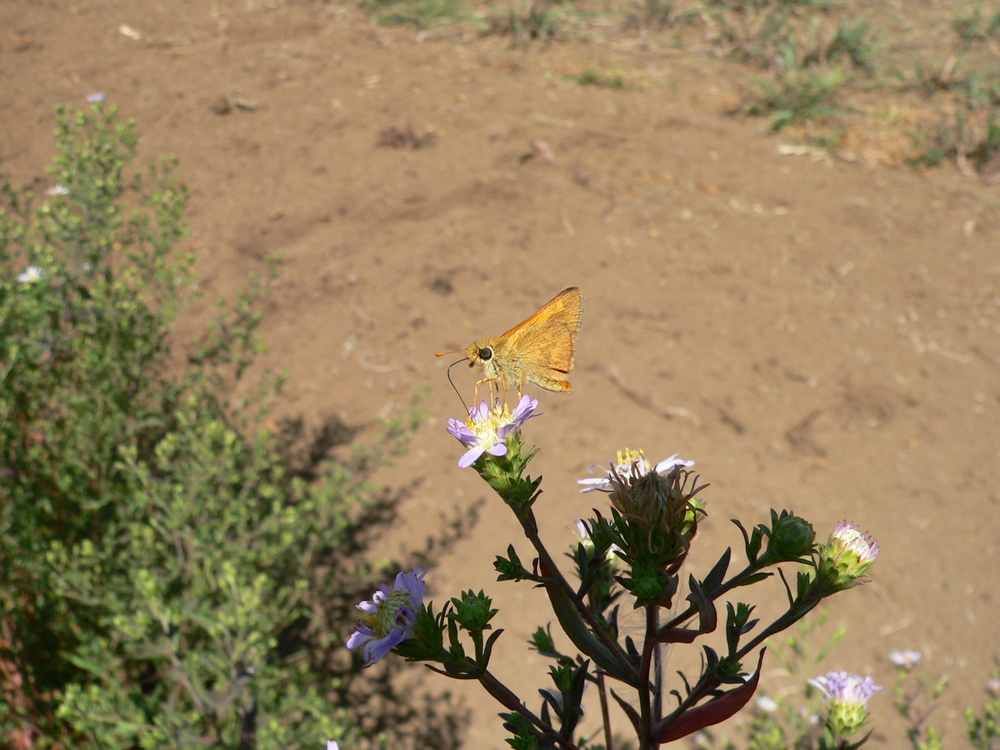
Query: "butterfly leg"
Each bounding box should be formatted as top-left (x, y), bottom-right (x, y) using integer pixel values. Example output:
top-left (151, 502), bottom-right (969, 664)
top-left (473, 377), bottom-right (495, 407)
top-left (516, 374), bottom-right (527, 400)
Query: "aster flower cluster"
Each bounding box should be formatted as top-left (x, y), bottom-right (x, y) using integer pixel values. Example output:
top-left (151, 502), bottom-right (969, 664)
top-left (889, 649), bottom-right (922, 670)
top-left (577, 448), bottom-right (695, 493)
top-left (588, 450), bottom-right (705, 601)
top-left (345, 390), bottom-right (882, 750)
top-left (445, 394), bottom-right (539, 469)
top-left (811, 670), bottom-right (883, 742)
top-left (347, 569), bottom-right (427, 666)
top-left (17, 266), bottom-right (44, 284)
top-left (814, 521), bottom-right (880, 594)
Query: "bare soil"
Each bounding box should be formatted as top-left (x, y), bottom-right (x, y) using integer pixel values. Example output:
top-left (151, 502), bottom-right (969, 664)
top-left (2, 1), bottom-right (999, 747)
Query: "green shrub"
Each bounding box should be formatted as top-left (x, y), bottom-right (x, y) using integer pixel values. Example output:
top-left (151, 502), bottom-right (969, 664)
top-left (952, 4), bottom-right (1000, 44)
top-left (566, 67), bottom-right (630, 89)
top-left (0, 103), bottom-right (460, 749)
top-left (360, 0), bottom-right (478, 30)
top-left (486, 0), bottom-right (569, 42)
top-left (743, 49), bottom-right (846, 129)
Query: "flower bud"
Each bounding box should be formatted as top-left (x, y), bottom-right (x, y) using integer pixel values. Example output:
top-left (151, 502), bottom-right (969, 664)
top-left (765, 511), bottom-right (816, 562)
top-left (451, 590), bottom-right (497, 632)
top-left (606, 461), bottom-right (704, 573)
top-left (627, 566), bottom-right (672, 608)
top-left (815, 521), bottom-right (879, 592)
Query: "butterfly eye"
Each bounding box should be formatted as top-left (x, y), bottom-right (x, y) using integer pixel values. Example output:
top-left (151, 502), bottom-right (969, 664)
top-left (478, 347), bottom-right (493, 361)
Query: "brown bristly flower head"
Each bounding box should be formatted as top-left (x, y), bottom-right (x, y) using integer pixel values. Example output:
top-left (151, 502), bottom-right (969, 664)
top-left (606, 461), bottom-right (707, 574)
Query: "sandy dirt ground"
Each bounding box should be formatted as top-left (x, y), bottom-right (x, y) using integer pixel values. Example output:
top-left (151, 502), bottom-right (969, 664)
top-left (2, 0), bottom-right (999, 747)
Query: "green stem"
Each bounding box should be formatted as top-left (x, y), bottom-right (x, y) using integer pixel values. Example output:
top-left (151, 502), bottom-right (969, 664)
top-left (471, 628), bottom-right (485, 666)
top-left (520, 508), bottom-right (638, 683)
top-left (597, 672), bottom-right (614, 750)
top-left (637, 605), bottom-right (657, 750)
top-left (479, 669), bottom-right (580, 750)
top-left (657, 563), bottom-right (762, 636)
top-left (734, 596), bottom-right (821, 663)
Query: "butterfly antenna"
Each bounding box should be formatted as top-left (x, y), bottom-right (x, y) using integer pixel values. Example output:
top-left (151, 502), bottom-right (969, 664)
top-left (445, 358), bottom-right (470, 412)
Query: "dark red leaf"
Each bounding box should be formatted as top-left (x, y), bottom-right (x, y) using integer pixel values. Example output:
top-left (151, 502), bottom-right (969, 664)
top-left (653, 649), bottom-right (766, 743)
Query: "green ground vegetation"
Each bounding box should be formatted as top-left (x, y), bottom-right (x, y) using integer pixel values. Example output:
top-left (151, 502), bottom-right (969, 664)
top-left (0, 103), bottom-right (466, 750)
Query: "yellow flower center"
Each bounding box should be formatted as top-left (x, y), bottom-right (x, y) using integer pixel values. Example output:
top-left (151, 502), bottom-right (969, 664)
top-left (468, 402), bottom-right (514, 443)
top-left (616, 448), bottom-right (646, 468)
top-left (360, 589), bottom-right (412, 638)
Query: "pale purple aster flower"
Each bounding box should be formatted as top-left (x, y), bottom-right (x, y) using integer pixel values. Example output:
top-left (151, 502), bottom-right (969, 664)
top-left (889, 649), bottom-right (922, 669)
top-left (17, 266), bottom-right (44, 284)
top-left (327, 743), bottom-right (339, 750)
top-left (87, 92), bottom-right (106, 103)
top-left (347, 568), bottom-right (427, 666)
top-left (830, 521), bottom-right (880, 564)
top-left (446, 394), bottom-right (539, 468)
top-left (45, 184), bottom-right (69, 196)
top-left (507, 392), bottom-right (539, 425)
top-left (578, 448), bottom-right (694, 492)
top-left (809, 671), bottom-right (883, 707)
top-left (809, 670), bottom-right (882, 738)
top-left (816, 521), bottom-right (879, 591)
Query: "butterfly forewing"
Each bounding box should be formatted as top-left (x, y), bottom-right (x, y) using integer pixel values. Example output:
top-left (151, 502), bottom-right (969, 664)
top-left (498, 288), bottom-right (583, 342)
top-left (500, 286), bottom-right (583, 341)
